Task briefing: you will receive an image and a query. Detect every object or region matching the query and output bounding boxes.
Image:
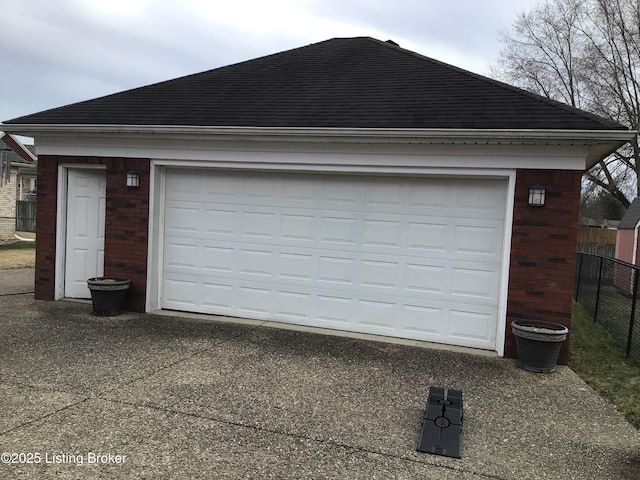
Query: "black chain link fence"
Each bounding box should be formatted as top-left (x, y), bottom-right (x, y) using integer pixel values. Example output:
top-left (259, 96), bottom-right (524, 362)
top-left (574, 252), bottom-right (640, 362)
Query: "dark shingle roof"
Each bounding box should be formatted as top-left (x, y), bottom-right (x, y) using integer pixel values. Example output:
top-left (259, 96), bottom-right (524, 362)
top-left (0, 147), bottom-right (25, 164)
top-left (3, 37), bottom-right (627, 130)
top-left (618, 197), bottom-right (640, 229)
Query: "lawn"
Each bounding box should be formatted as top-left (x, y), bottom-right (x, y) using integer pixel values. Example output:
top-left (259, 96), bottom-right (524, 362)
top-left (570, 302), bottom-right (640, 429)
top-left (0, 240), bottom-right (36, 269)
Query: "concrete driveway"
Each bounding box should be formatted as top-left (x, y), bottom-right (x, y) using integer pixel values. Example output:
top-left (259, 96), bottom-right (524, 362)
top-left (0, 268), bottom-right (639, 479)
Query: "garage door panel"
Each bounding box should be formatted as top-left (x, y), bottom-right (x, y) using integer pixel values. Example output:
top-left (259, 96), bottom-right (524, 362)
top-left (409, 183), bottom-right (450, 210)
top-left (449, 308), bottom-right (496, 348)
top-left (164, 242), bottom-right (199, 270)
top-left (357, 299), bottom-right (398, 331)
top-left (451, 270), bottom-right (495, 301)
top-left (202, 282), bottom-right (235, 311)
top-left (164, 277), bottom-right (199, 307)
top-left (239, 248), bottom-right (274, 277)
top-left (238, 286), bottom-right (272, 317)
top-left (400, 301), bottom-right (495, 348)
top-left (278, 252), bottom-right (314, 282)
top-left (165, 204), bottom-right (200, 234)
top-left (276, 290), bottom-right (313, 321)
top-left (203, 208), bottom-right (238, 235)
top-left (456, 181), bottom-right (506, 217)
top-left (202, 246), bottom-right (235, 273)
top-left (404, 263), bottom-right (449, 295)
top-left (451, 263), bottom-right (501, 305)
top-left (164, 274), bottom-right (238, 313)
top-left (203, 174), bottom-right (240, 199)
top-left (362, 219), bottom-right (403, 249)
top-left (401, 304), bottom-right (444, 336)
top-left (454, 219), bottom-right (504, 259)
top-left (164, 243), bottom-right (500, 303)
top-left (318, 255), bottom-right (356, 286)
top-left (241, 211), bottom-right (277, 239)
top-left (407, 221), bottom-right (448, 252)
top-left (319, 216), bottom-right (359, 245)
top-left (361, 259), bottom-right (401, 291)
top-left (316, 295), bottom-right (355, 325)
top-left (281, 213), bottom-right (316, 241)
top-left (168, 174), bottom-right (203, 198)
top-left (455, 225), bottom-right (500, 256)
top-left (163, 170), bottom-right (506, 350)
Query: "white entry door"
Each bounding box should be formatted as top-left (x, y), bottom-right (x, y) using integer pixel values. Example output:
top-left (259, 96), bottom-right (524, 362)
top-left (162, 170), bottom-right (507, 350)
top-left (64, 169), bottom-right (106, 298)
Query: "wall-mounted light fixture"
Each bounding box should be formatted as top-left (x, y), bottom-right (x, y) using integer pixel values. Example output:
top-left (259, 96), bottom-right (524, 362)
top-left (528, 185), bottom-right (546, 206)
top-left (126, 171), bottom-right (140, 188)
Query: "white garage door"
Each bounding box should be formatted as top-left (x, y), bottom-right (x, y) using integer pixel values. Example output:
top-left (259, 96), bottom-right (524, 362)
top-left (162, 169), bottom-right (506, 350)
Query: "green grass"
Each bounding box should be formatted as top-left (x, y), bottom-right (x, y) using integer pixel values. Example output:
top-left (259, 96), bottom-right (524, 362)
top-left (570, 302), bottom-right (640, 428)
top-left (0, 241), bottom-right (35, 251)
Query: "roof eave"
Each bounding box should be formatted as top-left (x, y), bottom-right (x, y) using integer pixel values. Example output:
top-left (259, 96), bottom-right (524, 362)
top-left (1, 124), bottom-right (633, 165)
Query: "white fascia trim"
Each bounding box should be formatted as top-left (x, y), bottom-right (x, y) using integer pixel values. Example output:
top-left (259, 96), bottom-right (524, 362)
top-left (1, 124), bottom-right (633, 144)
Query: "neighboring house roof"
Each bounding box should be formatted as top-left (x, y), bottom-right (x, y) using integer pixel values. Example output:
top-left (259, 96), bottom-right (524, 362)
top-left (0, 133), bottom-right (36, 164)
top-left (2, 37), bottom-right (628, 131)
top-left (0, 147), bottom-right (26, 166)
top-left (618, 197), bottom-right (640, 229)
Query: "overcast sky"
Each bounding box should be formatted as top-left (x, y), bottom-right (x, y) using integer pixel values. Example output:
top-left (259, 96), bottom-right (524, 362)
top-left (1, 0), bottom-right (541, 136)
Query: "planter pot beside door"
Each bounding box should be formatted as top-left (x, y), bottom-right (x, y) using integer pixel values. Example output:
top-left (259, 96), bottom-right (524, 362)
top-left (87, 277), bottom-right (131, 316)
top-left (511, 320), bottom-right (569, 373)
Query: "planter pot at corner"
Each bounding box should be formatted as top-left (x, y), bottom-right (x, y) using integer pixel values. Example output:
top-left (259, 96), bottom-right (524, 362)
top-left (511, 320), bottom-right (569, 373)
top-left (87, 277), bottom-right (131, 316)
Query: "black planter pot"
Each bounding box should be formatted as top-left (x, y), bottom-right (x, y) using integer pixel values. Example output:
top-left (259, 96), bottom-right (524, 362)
top-left (511, 320), bottom-right (569, 373)
top-left (87, 277), bottom-right (131, 316)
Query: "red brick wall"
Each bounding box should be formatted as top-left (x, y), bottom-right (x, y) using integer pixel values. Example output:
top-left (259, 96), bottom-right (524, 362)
top-left (505, 169), bottom-right (582, 364)
top-left (35, 155), bottom-right (150, 312)
top-left (34, 156), bottom-right (58, 301)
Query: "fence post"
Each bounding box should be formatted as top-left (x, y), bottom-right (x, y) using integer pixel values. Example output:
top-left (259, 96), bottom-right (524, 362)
top-left (593, 255), bottom-right (604, 323)
top-left (574, 252), bottom-right (583, 301)
top-left (627, 267), bottom-right (639, 358)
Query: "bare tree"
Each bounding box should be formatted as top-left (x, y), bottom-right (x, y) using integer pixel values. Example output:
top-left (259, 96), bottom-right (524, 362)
top-left (494, 0), bottom-right (640, 208)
